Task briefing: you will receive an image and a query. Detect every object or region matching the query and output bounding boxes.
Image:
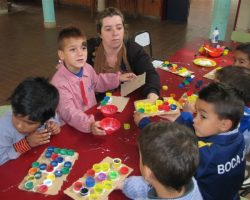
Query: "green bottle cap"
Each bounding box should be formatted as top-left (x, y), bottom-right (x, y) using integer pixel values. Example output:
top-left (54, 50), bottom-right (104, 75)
top-left (24, 181), bottom-right (34, 190)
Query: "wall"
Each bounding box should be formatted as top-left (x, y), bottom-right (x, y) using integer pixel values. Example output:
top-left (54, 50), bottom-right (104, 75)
top-left (236, 0), bottom-right (250, 32)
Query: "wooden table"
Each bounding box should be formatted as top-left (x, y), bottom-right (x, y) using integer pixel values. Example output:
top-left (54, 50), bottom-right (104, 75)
top-left (0, 38), bottom-right (234, 200)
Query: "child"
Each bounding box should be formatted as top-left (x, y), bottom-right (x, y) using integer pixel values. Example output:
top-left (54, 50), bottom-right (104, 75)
top-left (51, 26), bottom-right (135, 135)
top-left (121, 122), bottom-right (202, 200)
top-left (215, 66), bottom-right (250, 153)
top-left (0, 77), bottom-right (60, 166)
top-left (134, 82), bottom-right (246, 200)
top-left (234, 42), bottom-right (250, 68)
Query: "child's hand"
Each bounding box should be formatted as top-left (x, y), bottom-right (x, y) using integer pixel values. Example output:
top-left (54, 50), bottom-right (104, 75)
top-left (119, 73), bottom-right (136, 82)
top-left (91, 121), bottom-right (106, 136)
top-left (159, 109), bottom-right (181, 122)
top-left (26, 129), bottom-right (51, 147)
top-left (115, 180), bottom-right (125, 190)
top-left (45, 121), bottom-right (61, 135)
top-left (183, 102), bottom-right (195, 113)
top-left (134, 112), bottom-right (145, 126)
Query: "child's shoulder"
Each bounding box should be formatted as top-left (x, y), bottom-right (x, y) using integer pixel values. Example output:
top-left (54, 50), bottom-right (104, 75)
top-left (0, 110), bottom-right (16, 135)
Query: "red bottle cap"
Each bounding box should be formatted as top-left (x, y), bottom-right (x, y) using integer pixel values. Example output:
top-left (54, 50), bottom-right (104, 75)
top-left (86, 169), bottom-right (95, 177)
top-left (73, 181), bottom-right (83, 191)
top-left (38, 185), bottom-right (48, 193)
top-left (51, 153), bottom-right (58, 161)
top-left (120, 166), bottom-right (129, 175)
top-left (46, 165), bottom-right (54, 172)
top-left (186, 90), bottom-right (193, 96)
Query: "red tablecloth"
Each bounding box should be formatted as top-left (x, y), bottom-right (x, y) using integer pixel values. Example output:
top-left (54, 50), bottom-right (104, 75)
top-left (0, 38), bottom-right (234, 200)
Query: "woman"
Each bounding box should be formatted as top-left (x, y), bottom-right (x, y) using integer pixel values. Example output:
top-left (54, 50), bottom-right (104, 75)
top-left (87, 7), bottom-right (160, 101)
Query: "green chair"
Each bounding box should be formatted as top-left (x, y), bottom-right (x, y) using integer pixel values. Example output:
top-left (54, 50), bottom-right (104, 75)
top-left (0, 105), bottom-right (11, 117)
top-left (231, 31), bottom-right (250, 43)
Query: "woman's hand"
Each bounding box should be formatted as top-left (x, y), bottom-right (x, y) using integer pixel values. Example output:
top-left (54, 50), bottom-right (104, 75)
top-left (119, 73), bottom-right (136, 82)
top-left (147, 92), bottom-right (159, 102)
top-left (91, 121), bottom-right (106, 136)
top-left (26, 129), bottom-right (51, 147)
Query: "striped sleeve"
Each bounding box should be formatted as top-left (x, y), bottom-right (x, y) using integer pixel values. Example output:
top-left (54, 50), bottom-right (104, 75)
top-left (13, 138), bottom-right (31, 153)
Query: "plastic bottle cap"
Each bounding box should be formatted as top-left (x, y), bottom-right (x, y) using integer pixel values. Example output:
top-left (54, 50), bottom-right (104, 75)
top-left (96, 172), bottom-right (107, 182)
top-left (94, 183), bottom-right (103, 194)
top-left (28, 167), bottom-right (38, 175)
top-left (120, 166), bottom-right (129, 175)
top-left (43, 179), bottom-right (53, 187)
top-left (108, 171), bottom-right (118, 180)
top-left (67, 149), bottom-right (75, 156)
top-left (93, 164), bottom-right (101, 173)
top-left (54, 170), bottom-right (63, 177)
top-left (37, 185), bottom-right (48, 193)
top-left (46, 165), bottom-right (54, 172)
top-left (64, 161), bottom-right (72, 168)
top-left (32, 161), bottom-right (40, 168)
top-left (56, 156), bottom-right (64, 163)
top-left (85, 177), bottom-right (95, 188)
top-left (123, 123), bottom-right (130, 130)
top-left (101, 162), bottom-right (110, 172)
top-left (34, 171), bottom-right (42, 179)
top-left (53, 148), bottom-right (60, 154)
top-left (73, 181), bottom-right (83, 192)
top-left (103, 180), bottom-right (113, 190)
top-left (47, 173), bottom-right (56, 181)
top-left (50, 160), bottom-right (58, 167)
top-left (60, 149), bottom-right (67, 155)
top-left (24, 181), bottom-right (34, 190)
top-left (86, 169), bottom-right (95, 177)
top-left (61, 167), bottom-right (70, 174)
top-left (80, 187), bottom-right (89, 196)
top-left (51, 153), bottom-right (59, 160)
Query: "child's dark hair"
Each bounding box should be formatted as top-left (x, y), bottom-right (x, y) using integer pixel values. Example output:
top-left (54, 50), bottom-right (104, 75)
top-left (198, 82), bottom-right (244, 130)
top-left (236, 42), bottom-right (250, 60)
top-left (215, 65), bottom-right (250, 103)
top-left (57, 26), bottom-right (85, 50)
top-left (139, 122), bottom-right (199, 191)
top-left (9, 77), bottom-right (59, 124)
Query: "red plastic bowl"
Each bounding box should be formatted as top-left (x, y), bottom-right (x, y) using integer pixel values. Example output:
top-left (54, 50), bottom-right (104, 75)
top-left (208, 48), bottom-right (223, 57)
top-left (100, 117), bottom-right (121, 135)
top-left (204, 44), bottom-right (223, 58)
top-left (100, 105), bottom-right (118, 117)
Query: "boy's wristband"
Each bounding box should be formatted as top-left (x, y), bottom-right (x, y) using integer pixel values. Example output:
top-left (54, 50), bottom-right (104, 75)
top-left (13, 138), bottom-right (31, 153)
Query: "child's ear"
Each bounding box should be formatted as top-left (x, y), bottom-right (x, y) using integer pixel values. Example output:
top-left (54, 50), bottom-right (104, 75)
top-left (219, 119), bottom-right (233, 132)
top-left (143, 165), bottom-right (155, 184)
top-left (58, 50), bottom-right (64, 60)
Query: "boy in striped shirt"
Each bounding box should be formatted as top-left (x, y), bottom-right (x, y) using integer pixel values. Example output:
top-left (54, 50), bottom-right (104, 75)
top-left (0, 77), bottom-right (60, 165)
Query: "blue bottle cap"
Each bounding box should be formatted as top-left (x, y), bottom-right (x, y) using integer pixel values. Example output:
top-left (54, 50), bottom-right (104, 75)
top-left (54, 170), bottom-right (63, 177)
top-left (39, 163), bottom-right (47, 170)
top-left (64, 161), bottom-right (72, 168)
top-left (50, 160), bottom-right (58, 167)
top-left (56, 156), bottom-right (64, 163)
top-left (170, 104), bottom-right (177, 110)
top-left (85, 177), bottom-right (95, 188)
top-left (45, 151), bottom-right (52, 158)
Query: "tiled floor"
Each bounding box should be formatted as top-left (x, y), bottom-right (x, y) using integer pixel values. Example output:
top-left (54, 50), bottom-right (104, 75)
top-left (0, 0), bottom-right (239, 105)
